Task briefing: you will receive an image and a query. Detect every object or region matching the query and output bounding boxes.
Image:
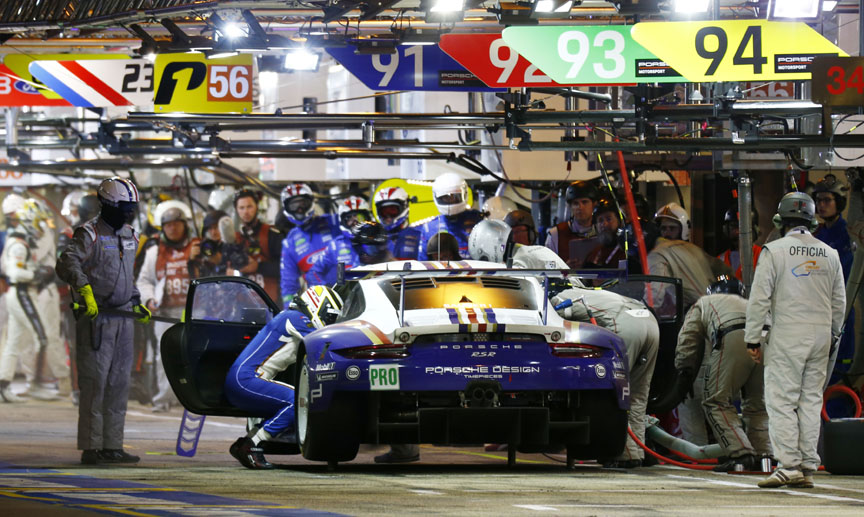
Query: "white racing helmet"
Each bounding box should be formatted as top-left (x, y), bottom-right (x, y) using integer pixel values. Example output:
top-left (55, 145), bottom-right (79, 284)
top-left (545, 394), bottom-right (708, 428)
top-left (15, 199), bottom-right (52, 238)
top-left (281, 183), bottom-right (315, 225)
top-left (468, 219), bottom-right (512, 263)
top-left (432, 173), bottom-right (469, 216)
top-left (208, 186), bottom-right (236, 212)
top-left (337, 195), bottom-right (372, 233)
top-left (773, 191), bottom-right (817, 230)
top-left (482, 195), bottom-right (517, 221)
top-left (153, 200), bottom-right (193, 229)
top-left (2, 192), bottom-right (26, 217)
top-left (61, 190), bottom-right (89, 218)
top-left (654, 202), bottom-right (691, 241)
top-left (97, 177), bottom-right (139, 206)
top-left (296, 285), bottom-right (344, 328)
top-left (373, 186), bottom-right (410, 231)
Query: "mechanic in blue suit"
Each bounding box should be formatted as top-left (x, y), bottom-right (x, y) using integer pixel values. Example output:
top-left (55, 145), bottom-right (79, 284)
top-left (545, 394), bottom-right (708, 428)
top-left (374, 186), bottom-right (421, 260)
top-left (225, 285), bottom-right (343, 469)
top-left (418, 173), bottom-right (483, 260)
top-left (279, 184), bottom-right (341, 305)
top-left (812, 175), bottom-right (855, 381)
top-left (308, 221), bottom-right (393, 286)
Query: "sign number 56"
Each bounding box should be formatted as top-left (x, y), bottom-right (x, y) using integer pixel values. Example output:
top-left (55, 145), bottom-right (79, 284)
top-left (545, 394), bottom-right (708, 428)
top-left (208, 65), bottom-right (252, 102)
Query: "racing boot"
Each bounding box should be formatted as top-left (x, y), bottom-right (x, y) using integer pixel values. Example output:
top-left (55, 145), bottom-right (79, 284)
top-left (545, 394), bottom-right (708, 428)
top-left (81, 449), bottom-right (104, 465)
top-left (100, 449), bottom-right (141, 464)
top-left (757, 467), bottom-right (804, 488)
top-left (374, 444), bottom-right (420, 464)
top-left (229, 437), bottom-right (273, 470)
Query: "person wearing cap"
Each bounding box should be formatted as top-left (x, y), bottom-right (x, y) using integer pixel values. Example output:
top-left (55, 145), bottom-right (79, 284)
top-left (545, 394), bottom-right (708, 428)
top-left (279, 184), bottom-right (341, 304)
top-left (136, 201), bottom-right (200, 413)
top-left (308, 221), bottom-right (393, 286)
top-left (545, 180), bottom-right (600, 267)
top-left (812, 174), bottom-right (855, 380)
top-left (584, 197), bottom-right (627, 269)
top-left (425, 232), bottom-right (461, 262)
top-left (56, 177), bottom-right (151, 465)
top-left (503, 209), bottom-right (538, 246)
top-left (718, 205), bottom-right (762, 282)
top-left (373, 186), bottom-right (421, 260)
top-left (233, 189), bottom-right (283, 305)
top-left (417, 173), bottom-right (483, 260)
top-left (674, 276), bottom-right (770, 473)
top-left (745, 191), bottom-right (845, 489)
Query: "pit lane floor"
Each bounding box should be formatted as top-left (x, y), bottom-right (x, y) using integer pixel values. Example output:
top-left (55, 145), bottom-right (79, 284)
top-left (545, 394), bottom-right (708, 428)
top-left (1, 397), bottom-right (863, 516)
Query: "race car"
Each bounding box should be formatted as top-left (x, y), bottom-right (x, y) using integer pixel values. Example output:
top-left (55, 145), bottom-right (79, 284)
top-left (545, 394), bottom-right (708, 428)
top-left (162, 261), bottom-right (637, 466)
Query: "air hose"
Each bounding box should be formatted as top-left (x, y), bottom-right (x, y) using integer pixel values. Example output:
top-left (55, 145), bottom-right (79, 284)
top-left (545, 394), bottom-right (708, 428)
top-left (821, 384), bottom-right (863, 422)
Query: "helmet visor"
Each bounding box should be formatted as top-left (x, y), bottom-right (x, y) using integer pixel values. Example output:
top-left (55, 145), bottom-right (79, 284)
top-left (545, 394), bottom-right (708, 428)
top-left (377, 202), bottom-right (404, 220)
top-left (436, 192), bottom-right (464, 206)
top-left (340, 209), bottom-right (371, 230)
top-left (357, 242), bottom-right (388, 258)
top-left (285, 196), bottom-right (312, 217)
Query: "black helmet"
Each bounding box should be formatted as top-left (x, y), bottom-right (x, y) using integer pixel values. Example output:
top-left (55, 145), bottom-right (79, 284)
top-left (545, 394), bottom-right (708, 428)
top-left (812, 174), bottom-right (848, 212)
top-left (707, 275), bottom-right (745, 297)
top-left (503, 209), bottom-right (535, 230)
top-left (350, 221), bottom-right (388, 245)
top-left (594, 196), bottom-right (620, 218)
top-left (564, 180), bottom-right (599, 203)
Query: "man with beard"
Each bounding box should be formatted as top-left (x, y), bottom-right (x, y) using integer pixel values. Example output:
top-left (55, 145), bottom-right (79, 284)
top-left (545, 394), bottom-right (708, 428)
top-left (233, 189), bottom-right (283, 304)
top-left (584, 197), bottom-right (626, 269)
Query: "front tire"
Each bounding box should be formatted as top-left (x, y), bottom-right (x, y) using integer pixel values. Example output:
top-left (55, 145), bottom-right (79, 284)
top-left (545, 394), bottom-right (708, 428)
top-left (296, 352), bottom-right (360, 463)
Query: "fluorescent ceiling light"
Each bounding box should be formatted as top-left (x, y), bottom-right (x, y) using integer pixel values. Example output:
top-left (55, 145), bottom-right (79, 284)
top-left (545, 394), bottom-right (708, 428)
top-left (535, 0), bottom-right (573, 13)
top-left (768, 0), bottom-right (823, 19)
top-left (823, 0), bottom-right (838, 9)
top-left (208, 51), bottom-right (239, 59)
top-left (284, 49), bottom-right (320, 71)
top-left (674, 0), bottom-right (710, 13)
top-left (430, 0), bottom-right (464, 12)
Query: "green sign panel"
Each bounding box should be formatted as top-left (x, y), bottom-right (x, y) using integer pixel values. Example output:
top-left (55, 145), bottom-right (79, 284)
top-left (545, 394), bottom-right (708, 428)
top-left (502, 25), bottom-right (681, 85)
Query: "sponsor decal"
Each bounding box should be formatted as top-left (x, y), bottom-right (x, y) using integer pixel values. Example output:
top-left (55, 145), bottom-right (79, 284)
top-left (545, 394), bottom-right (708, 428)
top-left (314, 362), bottom-right (335, 372)
top-left (310, 385), bottom-right (323, 402)
top-left (470, 351), bottom-right (496, 358)
top-left (317, 372), bottom-right (338, 382)
top-left (346, 365), bottom-right (361, 380)
top-left (791, 260), bottom-right (823, 277)
top-left (438, 344), bottom-right (522, 350)
top-left (425, 365), bottom-right (540, 375)
top-left (594, 364), bottom-right (607, 378)
top-left (369, 364), bottom-right (400, 390)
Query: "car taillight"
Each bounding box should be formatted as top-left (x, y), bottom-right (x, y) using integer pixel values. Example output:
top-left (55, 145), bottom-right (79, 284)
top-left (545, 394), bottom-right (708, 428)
top-left (334, 343), bottom-right (410, 359)
top-left (549, 343), bottom-right (604, 358)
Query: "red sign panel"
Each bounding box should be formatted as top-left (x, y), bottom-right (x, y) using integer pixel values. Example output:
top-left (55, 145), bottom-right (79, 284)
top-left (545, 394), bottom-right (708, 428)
top-left (0, 65), bottom-right (71, 107)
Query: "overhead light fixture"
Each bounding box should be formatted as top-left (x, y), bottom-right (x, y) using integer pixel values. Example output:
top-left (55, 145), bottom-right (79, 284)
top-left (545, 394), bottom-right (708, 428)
top-left (612, 0), bottom-right (661, 15)
top-left (394, 28), bottom-right (443, 45)
top-left (768, 0), bottom-right (823, 19)
top-left (361, 0), bottom-right (400, 20)
top-left (534, 0), bottom-right (574, 14)
top-left (161, 18), bottom-right (212, 51)
top-left (673, 0), bottom-right (710, 13)
top-left (424, 0), bottom-right (465, 22)
top-left (284, 49), bottom-right (320, 71)
top-left (495, 2), bottom-right (538, 25)
top-left (354, 37), bottom-right (399, 54)
top-left (208, 50), bottom-right (239, 59)
top-left (823, 0), bottom-right (838, 10)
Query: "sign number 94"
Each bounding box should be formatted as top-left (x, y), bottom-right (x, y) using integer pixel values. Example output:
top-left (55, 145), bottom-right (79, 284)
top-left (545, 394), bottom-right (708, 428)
top-left (695, 25), bottom-right (767, 76)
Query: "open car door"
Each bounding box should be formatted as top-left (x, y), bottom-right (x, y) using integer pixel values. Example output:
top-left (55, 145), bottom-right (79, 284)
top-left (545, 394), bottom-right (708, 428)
top-left (603, 274), bottom-right (684, 412)
top-left (161, 276), bottom-right (280, 417)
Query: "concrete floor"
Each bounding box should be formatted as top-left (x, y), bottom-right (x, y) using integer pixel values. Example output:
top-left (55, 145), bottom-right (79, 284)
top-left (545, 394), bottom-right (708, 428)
top-left (1, 396), bottom-right (864, 516)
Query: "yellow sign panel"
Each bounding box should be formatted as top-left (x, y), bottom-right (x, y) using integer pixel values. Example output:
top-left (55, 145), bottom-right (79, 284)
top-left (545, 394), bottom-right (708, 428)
top-left (631, 20), bottom-right (847, 82)
top-left (153, 53), bottom-right (254, 113)
top-left (3, 54), bottom-right (127, 99)
top-left (372, 178), bottom-right (474, 227)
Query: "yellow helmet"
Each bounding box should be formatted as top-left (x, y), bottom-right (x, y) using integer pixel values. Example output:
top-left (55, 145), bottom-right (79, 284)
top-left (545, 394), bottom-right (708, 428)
top-left (295, 285), bottom-right (344, 328)
top-left (16, 199), bottom-right (53, 236)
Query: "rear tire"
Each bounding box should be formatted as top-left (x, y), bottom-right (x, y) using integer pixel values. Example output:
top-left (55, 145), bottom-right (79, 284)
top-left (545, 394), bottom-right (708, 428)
top-left (296, 352), bottom-right (360, 463)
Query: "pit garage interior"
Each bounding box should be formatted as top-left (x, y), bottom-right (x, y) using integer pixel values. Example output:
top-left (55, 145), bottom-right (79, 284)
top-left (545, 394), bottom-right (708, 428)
top-left (2, 0), bottom-right (864, 515)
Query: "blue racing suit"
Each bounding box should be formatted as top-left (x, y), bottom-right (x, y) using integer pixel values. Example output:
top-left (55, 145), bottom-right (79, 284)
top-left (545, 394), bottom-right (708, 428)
top-left (815, 216), bottom-right (855, 380)
top-left (389, 225), bottom-right (421, 260)
top-left (223, 310), bottom-right (316, 438)
top-left (307, 233), bottom-right (360, 286)
top-left (417, 210), bottom-right (484, 260)
top-left (279, 214), bottom-right (340, 302)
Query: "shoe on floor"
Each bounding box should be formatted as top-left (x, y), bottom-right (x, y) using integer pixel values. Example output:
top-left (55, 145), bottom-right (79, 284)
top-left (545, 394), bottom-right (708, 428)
top-left (100, 449), bottom-right (140, 464)
top-left (374, 451), bottom-right (420, 464)
top-left (485, 443), bottom-right (507, 452)
top-left (27, 386), bottom-right (57, 401)
top-left (81, 449), bottom-right (103, 465)
top-left (789, 470), bottom-right (815, 489)
top-left (713, 454), bottom-right (759, 472)
top-left (229, 437), bottom-right (273, 469)
top-left (151, 402), bottom-right (172, 413)
top-left (0, 385), bottom-right (24, 403)
top-left (758, 467), bottom-right (804, 488)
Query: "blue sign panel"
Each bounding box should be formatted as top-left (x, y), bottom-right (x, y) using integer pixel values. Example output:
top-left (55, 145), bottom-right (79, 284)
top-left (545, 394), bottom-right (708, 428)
top-left (326, 45), bottom-right (501, 92)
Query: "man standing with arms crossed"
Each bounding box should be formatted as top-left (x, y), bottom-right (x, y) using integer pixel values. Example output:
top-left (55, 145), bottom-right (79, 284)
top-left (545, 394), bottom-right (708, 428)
top-left (745, 191), bottom-right (845, 489)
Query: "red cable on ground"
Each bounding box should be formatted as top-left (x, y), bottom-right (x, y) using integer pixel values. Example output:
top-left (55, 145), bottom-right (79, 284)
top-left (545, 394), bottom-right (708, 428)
top-left (821, 384), bottom-right (863, 422)
top-left (628, 426), bottom-right (715, 471)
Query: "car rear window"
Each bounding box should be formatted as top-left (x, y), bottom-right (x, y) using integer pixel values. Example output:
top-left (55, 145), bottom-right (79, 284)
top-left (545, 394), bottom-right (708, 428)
top-left (380, 276), bottom-right (538, 311)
